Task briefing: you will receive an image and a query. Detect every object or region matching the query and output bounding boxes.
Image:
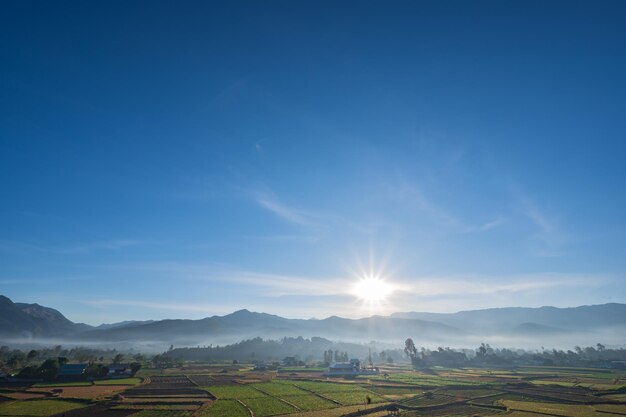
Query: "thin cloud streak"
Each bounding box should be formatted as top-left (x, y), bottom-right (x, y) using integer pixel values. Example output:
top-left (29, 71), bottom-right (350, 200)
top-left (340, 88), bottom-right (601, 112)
top-left (103, 260), bottom-right (605, 299)
top-left (256, 197), bottom-right (313, 226)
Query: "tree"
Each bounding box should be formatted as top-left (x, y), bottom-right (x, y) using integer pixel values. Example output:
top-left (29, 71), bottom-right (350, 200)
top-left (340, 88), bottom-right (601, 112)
top-left (130, 362), bottom-right (142, 375)
top-left (27, 350), bottom-right (38, 362)
top-left (404, 338), bottom-right (418, 366)
top-left (39, 359), bottom-right (60, 380)
top-left (113, 353), bottom-right (124, 364)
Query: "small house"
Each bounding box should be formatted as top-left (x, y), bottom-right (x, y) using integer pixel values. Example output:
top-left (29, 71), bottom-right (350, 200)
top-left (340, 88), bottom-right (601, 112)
top-left (108, 364), bottom-right (133, 377)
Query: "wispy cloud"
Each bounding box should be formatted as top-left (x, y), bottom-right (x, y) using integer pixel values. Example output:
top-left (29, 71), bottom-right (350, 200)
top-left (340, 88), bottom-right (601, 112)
top-left (383, 178), bottom-right (505, 234)
top-left (516, 192), bottom-right (567, 256)
top-left (462, 217), bottom-right (506, 233)
top-left (254, 190), bottom-right (323, 228)
top-left (98, 260), bottom-right (604, 300)
top-left (400, 273), bottom-right (601, 297)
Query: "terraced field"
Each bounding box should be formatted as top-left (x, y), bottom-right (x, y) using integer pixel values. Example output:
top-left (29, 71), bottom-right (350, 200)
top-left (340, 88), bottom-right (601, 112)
top-left (1, 364), bottom-right (625, 416)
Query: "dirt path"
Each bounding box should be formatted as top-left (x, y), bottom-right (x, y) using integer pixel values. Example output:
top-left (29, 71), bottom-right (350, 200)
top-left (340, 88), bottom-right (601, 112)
top-left (237, 399), bottom-right (255, 417)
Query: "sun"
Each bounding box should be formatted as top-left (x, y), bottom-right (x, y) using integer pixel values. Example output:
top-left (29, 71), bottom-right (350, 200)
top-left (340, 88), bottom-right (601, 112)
top-left (351, 276), bottom-right (395, 303)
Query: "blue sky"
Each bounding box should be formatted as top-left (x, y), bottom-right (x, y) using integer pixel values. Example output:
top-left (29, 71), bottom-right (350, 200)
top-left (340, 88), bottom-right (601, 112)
top-left (1, 1), bottom-right (625, 324)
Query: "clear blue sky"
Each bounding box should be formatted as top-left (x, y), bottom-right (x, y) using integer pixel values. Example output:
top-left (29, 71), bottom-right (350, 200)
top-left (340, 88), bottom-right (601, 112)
top-left (1, 1), bottom-right (625, 325)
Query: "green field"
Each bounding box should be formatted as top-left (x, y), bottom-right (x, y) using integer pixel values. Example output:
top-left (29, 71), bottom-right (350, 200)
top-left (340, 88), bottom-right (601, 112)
top-left (198, 399), bottom-right (250, 417)
top-left (205, 384), bottom-right (267, 399)
top-left (242, 396), bottom-right (297, 416)
top-left (279, 394), bottom-right (336, 411)
top-left (0, 399), bottom-right (87, 416)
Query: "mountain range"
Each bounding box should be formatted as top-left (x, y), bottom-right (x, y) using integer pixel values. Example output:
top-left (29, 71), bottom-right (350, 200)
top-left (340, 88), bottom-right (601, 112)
top-left (1, 295), bottom-right (625, 349)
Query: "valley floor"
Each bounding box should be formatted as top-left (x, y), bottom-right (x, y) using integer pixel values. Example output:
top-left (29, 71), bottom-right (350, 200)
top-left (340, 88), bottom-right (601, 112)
top-left (1, 364), bottom-right (626, 417)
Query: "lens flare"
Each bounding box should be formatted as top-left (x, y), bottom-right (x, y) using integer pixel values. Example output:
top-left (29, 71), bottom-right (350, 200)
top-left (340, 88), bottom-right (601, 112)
top-left (351, 276), bottom-right (395, 303)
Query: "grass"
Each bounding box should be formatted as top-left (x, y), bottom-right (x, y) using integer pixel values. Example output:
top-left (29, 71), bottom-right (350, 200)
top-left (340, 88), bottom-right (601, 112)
top-left (197, 399), bottom-right (250, 417)
top-left (0, 399), bottom-right (87, 416)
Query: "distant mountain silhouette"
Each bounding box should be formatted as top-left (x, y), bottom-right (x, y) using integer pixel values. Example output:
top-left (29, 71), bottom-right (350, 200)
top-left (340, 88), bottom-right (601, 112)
top-left (390, 304), bottom-right (626, 332)
top-left (1, 295), bottom-right (625, 347)
top-left (0, 295), bottom-right (88, 337)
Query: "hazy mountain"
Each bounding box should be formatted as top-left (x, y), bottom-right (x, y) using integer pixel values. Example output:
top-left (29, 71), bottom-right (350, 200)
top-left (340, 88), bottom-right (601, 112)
top-left (95, 320), bottom-right (155, 330)
top-left (390, 304), bottom-right (626, 333)
top-left (77, 309), bottom-right (462, 345)
top-left (0, 295), bottom-right (91, 337)
top-left (2, 295), bottom-right (625, 348)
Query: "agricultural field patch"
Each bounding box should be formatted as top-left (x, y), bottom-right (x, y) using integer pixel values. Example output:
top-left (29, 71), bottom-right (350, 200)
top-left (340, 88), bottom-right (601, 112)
top-left (205, 384), bottom-right (268, 399)
top-left (402, 393), bottom-right (456, 407)
top-left (502, 399), bottom-right (622, 417)
top-left (279, 394), bottom-right (337, 411)
top-left (54, 404), bottom-right (137, 417)
top-left (406, 403), bottom-right (504, 416)
top-left (29, 385), bottom-right (130, 399)
top-left (0, 399), bottom-right (88, 416)
top-left (32, 381), bottom-right (92, 388)
top-left (592, 404), bottom-right (626, 414)
top-left (366, 385), bottom-right (420, 396)
top-left (437, 388), bottom-right (503, 399)
top-left (242, 396), bottom-right (298, 416)
top-left (187, 375), bottom-right (213, 386)
top-left (0, 390), bottom-right (48, 400)
top-left (197, 399), bottom-right (250, 417)
top-left (251, 382), bottom-right (308, 396)
top-left (95, 378), bottom-right (142, 386)
top-left (127, 410), bottom-right (194, 417)
top-left (288, 404), bottom-right (390, 417)
top-left (320, 390), bottom-right (385, 406)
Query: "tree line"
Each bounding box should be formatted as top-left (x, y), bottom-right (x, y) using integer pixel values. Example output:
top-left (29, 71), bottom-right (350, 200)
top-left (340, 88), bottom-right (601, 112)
top-left (403, 338), bottom-right (626, 368)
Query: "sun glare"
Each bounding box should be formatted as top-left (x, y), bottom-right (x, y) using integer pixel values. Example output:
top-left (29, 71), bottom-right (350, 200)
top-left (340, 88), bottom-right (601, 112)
top-left (351, 276), bottom-right (394, 303)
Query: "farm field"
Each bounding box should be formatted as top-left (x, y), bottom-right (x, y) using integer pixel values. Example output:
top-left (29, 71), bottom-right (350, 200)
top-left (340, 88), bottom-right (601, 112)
top-left (1, 365), bottom-right (625, 416)
top-left (0, 399), bottom-right (88, 416)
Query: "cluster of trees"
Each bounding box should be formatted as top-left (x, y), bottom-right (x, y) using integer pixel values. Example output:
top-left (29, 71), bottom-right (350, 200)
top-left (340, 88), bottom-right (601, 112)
top-left (403, 339), bottom-right (626, 368)
top-left (17, 358), bottom-right (65, 380)
top-left (14, 357), bottom-right (141, 381)
top-left (1, 346), bottom-right (143, 380)
top-left (323, 349), bottom-right (349, 364)
top-left (0, 345), bottom-right (145, 373)
top-left (163, 337), bottom-right (373, 363)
